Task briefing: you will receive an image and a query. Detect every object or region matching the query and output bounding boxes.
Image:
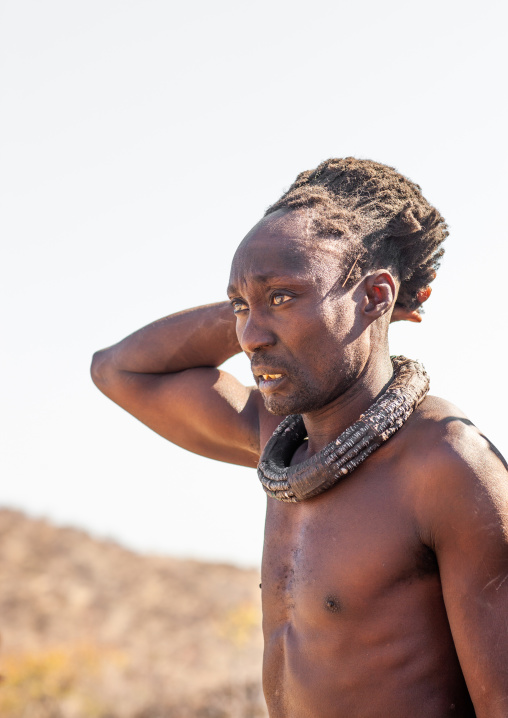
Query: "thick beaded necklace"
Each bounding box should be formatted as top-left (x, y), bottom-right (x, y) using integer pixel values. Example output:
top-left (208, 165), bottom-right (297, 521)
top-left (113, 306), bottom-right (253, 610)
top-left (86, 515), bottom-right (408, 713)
top-left (257, 356), bottom-right (429, 502)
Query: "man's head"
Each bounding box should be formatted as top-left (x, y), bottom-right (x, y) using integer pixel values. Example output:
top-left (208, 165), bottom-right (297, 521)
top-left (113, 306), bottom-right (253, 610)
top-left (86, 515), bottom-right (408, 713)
top-left (265, 157), bottom-right (448, 311)
top-left (228, 158), bottom-right (448, 415)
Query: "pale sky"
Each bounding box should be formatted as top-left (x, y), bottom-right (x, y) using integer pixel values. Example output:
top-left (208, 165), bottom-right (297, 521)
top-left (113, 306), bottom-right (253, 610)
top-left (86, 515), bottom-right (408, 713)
top-left (1, 0), bottom-right (506, 567)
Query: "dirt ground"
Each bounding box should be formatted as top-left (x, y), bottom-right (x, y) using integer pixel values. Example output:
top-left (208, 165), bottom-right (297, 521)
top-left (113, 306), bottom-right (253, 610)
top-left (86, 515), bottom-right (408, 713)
top-left (0, 509), bottom-right (267, 717)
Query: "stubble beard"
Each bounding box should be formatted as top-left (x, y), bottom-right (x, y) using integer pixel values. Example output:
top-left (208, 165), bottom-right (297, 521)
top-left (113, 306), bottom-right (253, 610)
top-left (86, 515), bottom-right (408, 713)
top-left (262, 388), bottom-right (324, 416)
top-left (260, 363), bottom-right (359, 417)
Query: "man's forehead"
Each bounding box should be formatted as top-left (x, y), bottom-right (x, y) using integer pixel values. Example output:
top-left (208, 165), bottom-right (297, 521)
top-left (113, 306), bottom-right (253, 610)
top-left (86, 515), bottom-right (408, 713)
top-left (229, 209), bottom-right (346, 287)
top-left (252, 207), bottom-right (315, 238)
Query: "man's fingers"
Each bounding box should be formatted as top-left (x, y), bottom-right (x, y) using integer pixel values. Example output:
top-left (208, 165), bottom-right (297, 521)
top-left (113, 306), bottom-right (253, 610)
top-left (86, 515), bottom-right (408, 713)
top-left (417, 286), bottom-right (432, 304)
top-left (391, 304), bottom-right (423, 323)
top-left (391, 286), bottom-right (432, 323)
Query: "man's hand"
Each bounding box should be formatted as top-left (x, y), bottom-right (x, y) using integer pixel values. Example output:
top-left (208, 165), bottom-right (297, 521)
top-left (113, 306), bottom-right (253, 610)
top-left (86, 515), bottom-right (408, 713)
top-left (390, 286), bottom-right (432, 323)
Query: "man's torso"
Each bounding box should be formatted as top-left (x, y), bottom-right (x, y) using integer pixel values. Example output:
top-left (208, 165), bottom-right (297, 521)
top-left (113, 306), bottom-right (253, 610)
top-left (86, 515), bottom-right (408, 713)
top-left (259, 399), bottom-right (475, 718)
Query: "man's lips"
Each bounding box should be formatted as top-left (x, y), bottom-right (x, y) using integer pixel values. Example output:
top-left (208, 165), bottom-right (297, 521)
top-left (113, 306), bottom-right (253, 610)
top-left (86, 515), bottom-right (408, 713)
top-left (252, 366), bottom-right (286, 380)
top-left (252, 366), bottom-right (288, 392)
top-left (259, 372), bottom-right (283, 381)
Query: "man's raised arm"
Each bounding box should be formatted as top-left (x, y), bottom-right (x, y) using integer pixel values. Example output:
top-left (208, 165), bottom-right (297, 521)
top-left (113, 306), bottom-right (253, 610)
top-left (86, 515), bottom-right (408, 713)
top-left (91, 302), bottom-right (262, 468)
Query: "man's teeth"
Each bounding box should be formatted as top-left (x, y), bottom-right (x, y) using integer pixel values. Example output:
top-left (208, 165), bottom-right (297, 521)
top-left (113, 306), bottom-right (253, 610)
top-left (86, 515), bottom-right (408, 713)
top-left (261, 373), bottom-right (282, 380)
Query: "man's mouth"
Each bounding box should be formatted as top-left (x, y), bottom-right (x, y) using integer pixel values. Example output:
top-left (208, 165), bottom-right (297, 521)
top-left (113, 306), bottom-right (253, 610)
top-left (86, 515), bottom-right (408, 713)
top-left (254, 369), bottom-right (288, 393)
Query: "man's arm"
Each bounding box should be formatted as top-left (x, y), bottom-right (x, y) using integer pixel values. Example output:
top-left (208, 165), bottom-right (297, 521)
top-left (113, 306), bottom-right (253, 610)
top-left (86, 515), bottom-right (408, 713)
top-left (91, 302), bottom-right (263, 468)
top-left (418, 419), bottom-right (508, 717)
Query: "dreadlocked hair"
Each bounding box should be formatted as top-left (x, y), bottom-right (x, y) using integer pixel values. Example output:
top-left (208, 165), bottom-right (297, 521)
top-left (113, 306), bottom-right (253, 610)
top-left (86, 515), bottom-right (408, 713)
top-left (265, 158), bottom-right (448, 311)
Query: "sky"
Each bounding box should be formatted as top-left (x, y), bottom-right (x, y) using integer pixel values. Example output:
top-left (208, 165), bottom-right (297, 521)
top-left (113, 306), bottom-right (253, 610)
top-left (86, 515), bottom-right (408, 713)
top-left (1, 0), bottom-right (507, 567)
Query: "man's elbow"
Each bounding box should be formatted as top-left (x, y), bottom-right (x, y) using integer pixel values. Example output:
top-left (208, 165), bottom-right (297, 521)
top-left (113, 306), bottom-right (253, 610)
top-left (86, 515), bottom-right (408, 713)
top-left (90, 348), bottom-right (115, 392)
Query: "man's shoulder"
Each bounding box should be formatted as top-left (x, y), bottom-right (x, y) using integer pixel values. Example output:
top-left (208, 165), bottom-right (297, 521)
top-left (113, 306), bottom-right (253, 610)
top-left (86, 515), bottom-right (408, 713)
top-left (401, 394), bottom-right (507, 543)
top-left (408, 394), bottom-right (504, 470)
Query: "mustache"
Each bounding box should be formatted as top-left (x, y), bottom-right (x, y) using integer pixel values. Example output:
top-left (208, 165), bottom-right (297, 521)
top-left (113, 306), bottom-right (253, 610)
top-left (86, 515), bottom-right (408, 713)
top-left (250, 354), bottom-right (293, 375)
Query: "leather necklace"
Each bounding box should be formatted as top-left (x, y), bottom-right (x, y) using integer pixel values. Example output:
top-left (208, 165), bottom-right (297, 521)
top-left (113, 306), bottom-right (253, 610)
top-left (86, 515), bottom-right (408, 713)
top-left (257, 356), bottom-right (429, 502)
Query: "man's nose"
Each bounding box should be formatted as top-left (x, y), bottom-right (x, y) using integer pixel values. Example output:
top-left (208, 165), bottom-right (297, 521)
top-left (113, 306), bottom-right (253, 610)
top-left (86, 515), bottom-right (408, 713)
top-left (238, 311), bottom-right (276, 354)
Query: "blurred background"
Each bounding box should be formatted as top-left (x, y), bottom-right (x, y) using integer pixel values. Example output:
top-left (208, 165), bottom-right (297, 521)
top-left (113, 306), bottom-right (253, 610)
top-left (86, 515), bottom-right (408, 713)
top-left (1, 0), bottom-right (506, 715)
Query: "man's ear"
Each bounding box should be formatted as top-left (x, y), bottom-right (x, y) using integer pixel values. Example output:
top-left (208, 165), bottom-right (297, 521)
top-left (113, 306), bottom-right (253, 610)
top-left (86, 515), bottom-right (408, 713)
top-left (361, 271), bottom-right (397, 320)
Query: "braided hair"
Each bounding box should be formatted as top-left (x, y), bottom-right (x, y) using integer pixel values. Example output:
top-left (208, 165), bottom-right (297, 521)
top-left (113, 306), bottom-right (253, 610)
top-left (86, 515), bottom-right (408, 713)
top-left (265, 158), bottom-right (448, 311)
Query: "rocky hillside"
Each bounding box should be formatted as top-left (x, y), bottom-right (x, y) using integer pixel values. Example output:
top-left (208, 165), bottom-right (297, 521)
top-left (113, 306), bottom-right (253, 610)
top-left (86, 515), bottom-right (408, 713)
top-left (0, 509), bottom-right (266, 717)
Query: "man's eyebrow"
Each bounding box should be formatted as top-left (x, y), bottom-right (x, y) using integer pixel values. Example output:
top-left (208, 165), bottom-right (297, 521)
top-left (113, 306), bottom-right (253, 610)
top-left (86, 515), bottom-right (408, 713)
top-left (227, 273), bottom-right (310, 296)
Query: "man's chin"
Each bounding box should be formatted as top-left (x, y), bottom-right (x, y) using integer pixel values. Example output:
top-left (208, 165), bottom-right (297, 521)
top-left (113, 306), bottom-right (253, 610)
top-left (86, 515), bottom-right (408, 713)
top-left (265, 402), bottom-right (290, 416)
top-left (262, 393), bottom-right (293, 416)
top-left (262, 392), bottom-right (320, 417)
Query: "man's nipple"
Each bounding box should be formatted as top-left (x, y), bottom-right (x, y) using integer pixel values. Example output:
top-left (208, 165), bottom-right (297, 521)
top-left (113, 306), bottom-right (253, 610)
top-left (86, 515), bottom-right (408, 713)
top-left (324, 595), bottom-right (342, 614)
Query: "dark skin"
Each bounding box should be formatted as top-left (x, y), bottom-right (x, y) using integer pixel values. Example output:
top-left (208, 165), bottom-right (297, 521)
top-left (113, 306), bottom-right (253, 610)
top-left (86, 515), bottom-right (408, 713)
top-left (92, 209), bottom-right (508, 717)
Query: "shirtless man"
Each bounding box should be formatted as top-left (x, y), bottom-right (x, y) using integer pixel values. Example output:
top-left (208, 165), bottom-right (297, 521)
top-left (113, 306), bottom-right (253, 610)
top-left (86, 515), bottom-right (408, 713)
top-left (91, 158), bottom-right (508, 717)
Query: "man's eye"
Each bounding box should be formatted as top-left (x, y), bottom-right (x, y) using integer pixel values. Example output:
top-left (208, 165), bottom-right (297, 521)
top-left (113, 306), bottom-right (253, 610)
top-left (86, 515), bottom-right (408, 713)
top-left (272, 293), bottom-right (292, 306)
top-left (231, 300), bottom-right (248, 313)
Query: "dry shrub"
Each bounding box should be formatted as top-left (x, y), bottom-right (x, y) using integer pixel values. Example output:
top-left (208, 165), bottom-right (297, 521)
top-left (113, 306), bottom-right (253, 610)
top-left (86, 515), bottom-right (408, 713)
top-left (0, 642), bottom-right (125, 718)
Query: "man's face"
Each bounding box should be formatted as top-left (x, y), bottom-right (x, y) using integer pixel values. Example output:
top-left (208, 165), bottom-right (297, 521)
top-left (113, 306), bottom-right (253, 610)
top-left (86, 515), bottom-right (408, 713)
top-left (227, 209), bottom-right (369, 416)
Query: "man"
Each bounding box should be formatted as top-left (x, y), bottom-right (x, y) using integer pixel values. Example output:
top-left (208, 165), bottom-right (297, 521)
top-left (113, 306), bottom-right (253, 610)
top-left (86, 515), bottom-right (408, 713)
top-left (91, 158), bottom-right (508, 717)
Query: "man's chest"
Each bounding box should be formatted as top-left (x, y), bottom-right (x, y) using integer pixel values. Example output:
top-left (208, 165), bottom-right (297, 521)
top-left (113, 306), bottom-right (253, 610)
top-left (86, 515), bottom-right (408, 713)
top-left (261, 458), bottom-right (439, 628)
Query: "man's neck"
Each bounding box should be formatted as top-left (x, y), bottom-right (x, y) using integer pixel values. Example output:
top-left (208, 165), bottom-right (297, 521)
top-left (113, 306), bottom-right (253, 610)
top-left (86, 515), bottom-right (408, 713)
top-left (300, 353), bottom-right (395, 458)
